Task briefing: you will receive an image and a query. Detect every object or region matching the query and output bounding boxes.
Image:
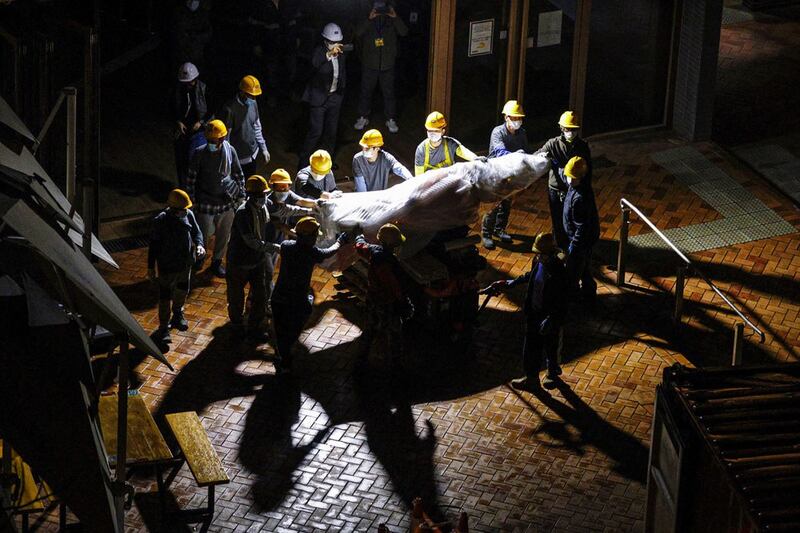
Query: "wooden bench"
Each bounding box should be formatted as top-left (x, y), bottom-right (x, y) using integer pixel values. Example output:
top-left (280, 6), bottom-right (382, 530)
top-left (162, 412), bottom-right (229, 532)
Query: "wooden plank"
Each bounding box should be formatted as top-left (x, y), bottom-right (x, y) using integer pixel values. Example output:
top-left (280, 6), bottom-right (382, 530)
top-left (165, 412), bottom-right (229, 487)
top-left (99, 392), bottom-right (172, 466)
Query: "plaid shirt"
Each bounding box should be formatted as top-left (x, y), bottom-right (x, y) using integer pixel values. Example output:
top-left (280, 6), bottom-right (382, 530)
top-left (186, 145), bottom-right (245, 215)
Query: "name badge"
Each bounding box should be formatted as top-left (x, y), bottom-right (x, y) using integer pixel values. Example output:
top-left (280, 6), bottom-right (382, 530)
top-left (374, 38), bottom-right (384, 47)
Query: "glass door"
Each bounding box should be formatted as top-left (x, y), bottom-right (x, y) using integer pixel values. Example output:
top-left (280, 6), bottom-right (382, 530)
top-left (448, 0), bottom-right (513, 152)
top-left (519, 0), bottom-right (577, 145)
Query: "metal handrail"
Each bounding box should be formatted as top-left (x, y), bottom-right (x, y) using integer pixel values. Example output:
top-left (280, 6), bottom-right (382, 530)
top-left (617, 198), bottom-right (766, 350)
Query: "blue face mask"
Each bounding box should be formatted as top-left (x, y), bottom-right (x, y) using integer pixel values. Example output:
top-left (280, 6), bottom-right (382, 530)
top-left (207, 143), bottom-right (220, 152)
top-left (246, 97), bottom-right (255, 107)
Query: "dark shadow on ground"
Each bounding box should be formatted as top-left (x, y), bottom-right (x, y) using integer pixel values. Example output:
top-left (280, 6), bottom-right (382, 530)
top-left (513, 380), bottom-right (649, 484)
top-left (101, 167), bottom-right (175, 203)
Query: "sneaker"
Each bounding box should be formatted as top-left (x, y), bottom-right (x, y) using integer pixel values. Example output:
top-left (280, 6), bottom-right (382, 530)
top-left (354, 116), bottom-right (369, 130)
top-left (385, 118), bottom-right (399, 133)
top-left (211, 260), bottom-right (226, 278)
top-left (154, 326), bottom-right (171, 344)
top-left (542, 374), bottom-right (559, 390)
top-left (481, 236), bottom-right (496, 250)
top-left (549, 365), bottom-right (563, 377)
top-left (511, 377), bottom-right (540, 391)
top-left (495, 230), bottom-right (513, 243)
top-left (170, 313), bottom-right (189, 331)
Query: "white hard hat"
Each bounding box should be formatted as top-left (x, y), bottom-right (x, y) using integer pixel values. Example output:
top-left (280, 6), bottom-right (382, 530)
top-left (321, 23), bottom-right (343, 43)
top-left (178, 62), bottom-right (199, 82)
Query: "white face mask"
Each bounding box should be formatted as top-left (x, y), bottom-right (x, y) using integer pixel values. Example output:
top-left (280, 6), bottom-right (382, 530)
top-left (254, 196), bottom-right (267, 207)
top-left (311, 172), bottom-right (326, 182)
top-left (363, 147), bottom-right (379, 162)
top-left (273, 191), bottom-right (289, 202)
top-left (564, 130), bottom-right (577, 142)
top-left (186, 0), bottom-right (200, 12)
top-left (427, 131), bottom-right (442, 143)
top-left (507, 119), bottom-right (523, 131)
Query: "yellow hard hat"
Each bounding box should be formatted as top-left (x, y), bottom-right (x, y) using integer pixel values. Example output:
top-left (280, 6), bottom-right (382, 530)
top-left (501, 100), bottom-right (525, 118)
top-left (564, 156), bottom-right (588, 180)
top-left (269, 168), bottom-right (293, 186)
top-left (558, 110), bottom-right (580, 129)
top-left (245, 175), bottom-right (270, 194)
top-left (359, 129), bottom-right (384, 148)
top-left (294, 216), bottom-right (321, 237)
top-left (309, 150), bottom-right (333, 174)
top-left (239, 75), bottom-right (262, 96)
top-left (425, 111), bottom-right (447, 130)
top-left (167, 188), bottom-right (192, 209)
top-left (377, 223), bottom-right (406, 248)
top-left (205, 119), bottom-right (228, 141)
top-left (531, 232), bottom-right (558, 254)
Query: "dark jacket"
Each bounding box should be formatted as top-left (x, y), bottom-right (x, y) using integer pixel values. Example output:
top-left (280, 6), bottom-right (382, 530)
top-left (272, 239), bottom-right (341, 305)
top-left (171, 79), bottom-right (212, 130)
top-left (354, 235), bottom-right (405, 305)
top-left (302, 44), bottom-right (347, 106)
top-left (536, 135), bottom-right (592, 192)
top-left (148, 209), bottom-right (203, 273)
top-left (227, 201), bottom-right (280, 269)
top-left (563, 183), bottom-right (600, 252)
top-left (509, 254), bottom-right (567, 324)
top-left (356, 14), bottom-right (408, 71)
top-left (488, 124), bottom-right (529, 158)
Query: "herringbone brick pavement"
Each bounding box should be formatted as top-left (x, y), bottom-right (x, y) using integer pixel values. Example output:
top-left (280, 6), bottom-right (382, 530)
top-left (27, 133), bottom-right (800, 533)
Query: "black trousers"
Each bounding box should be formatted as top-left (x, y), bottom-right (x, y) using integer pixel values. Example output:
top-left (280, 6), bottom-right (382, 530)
top-left (272, 298), bottom-right (312, 368)
top-left (301, 92), bottom-right (343, 164)
top-left (482, 198), bottom-right (513, 235)
top-left (565, 246), bottom-right (597, 297)
top-left (226, 262), bottom-right (267, 329)
top-left (174, 136), bottom-right (191, 189)
top-left (241, 160), bottom-right (258, 179)
top-left (522, 312), bottom-right (560, 380)
top-left (548, 188), bottom-right (569, 250)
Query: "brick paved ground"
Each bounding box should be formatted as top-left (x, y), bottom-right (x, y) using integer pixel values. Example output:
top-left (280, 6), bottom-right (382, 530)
top-left (24, 130), bottom-right (800, 533)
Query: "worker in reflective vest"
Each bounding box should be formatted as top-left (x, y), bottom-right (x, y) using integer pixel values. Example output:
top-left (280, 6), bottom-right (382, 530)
top-left (413, 111), bottom-right (479, 175)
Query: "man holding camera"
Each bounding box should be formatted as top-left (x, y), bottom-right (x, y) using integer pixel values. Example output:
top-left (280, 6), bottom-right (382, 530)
top-left (482, 232), bottom-right (567, 391)
top-left (301, 22), bottom-right (347, 166)
top-left (353, 0), bottom-right (408, 135)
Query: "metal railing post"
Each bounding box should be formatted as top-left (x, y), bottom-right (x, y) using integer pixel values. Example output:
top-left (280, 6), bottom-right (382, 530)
top-left (732, 322), bottom-right (744, 366)
top-left (673, 265), bottom-right (686, 324)
top-left (65, 87), bottom-right (77, 205)
top-left (82, 178), bottom-right (94, 260)
top-left (616, 206), bottom-right (629, 286)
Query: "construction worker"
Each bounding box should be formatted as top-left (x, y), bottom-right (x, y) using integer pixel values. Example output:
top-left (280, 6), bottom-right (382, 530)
top-left (413, 111), bottom-right (479, 175)
top-left (266, 168), bottom-right (315, 243)
top-left (219, 75), bottom-right (270, 178)
top-left (562, 156), bottom-right (600, 301)
top-left (295, 149), bottom-right (342, 200)
top-left (226, 176), bottom-right (281, 341)
top-left (482, 232), bottom-right (567, 390)
top-left (482, 100), bottom-right (530, 250)
top-left (186, 119), bottom-right (245, 278)
top-left (148, 189), bottom-right (205, 344)
top-left (172, 62), bottom-right (212, 188)
top-left (352, 129), bottom-right (412, 192)
top-left (271, 217), bottom-right (350, 374)
top-left (536, 111), bottom-right (592, 250)
top-left (355, 223), bottom-right (412, 364)
top-left (300, 23), bottom-right (347, 165)
top-left (353, 0), bottom-right (408, 134)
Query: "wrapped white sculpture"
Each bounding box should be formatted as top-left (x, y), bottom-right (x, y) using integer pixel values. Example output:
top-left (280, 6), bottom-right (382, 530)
top-left (314, 152), bottom-right (550, 265)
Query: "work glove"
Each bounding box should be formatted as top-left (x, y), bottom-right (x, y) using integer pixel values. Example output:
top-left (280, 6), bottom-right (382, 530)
top-left (538, 317), bottom-right (554, 336)
top-left (315, 198), bottom-right (328, 209)
top-left (147, 268), bottom-right (156, 281)
top-left (330, 190), bottom-right (343, 198)
top-left (336, 232), bottom-right (351, 245)
top-left (262, 149), bottom-right (271, 165)
top-left (196, 245), bottom-right (206, 259)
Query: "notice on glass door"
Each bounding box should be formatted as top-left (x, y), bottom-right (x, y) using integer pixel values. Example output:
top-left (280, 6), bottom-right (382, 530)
top-left (537, 10), bottom-right (562, 47)
top-left (468, 19), bottom-right (494, 57)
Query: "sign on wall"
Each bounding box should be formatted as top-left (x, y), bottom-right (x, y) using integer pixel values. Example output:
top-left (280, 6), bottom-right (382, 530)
top-left (537, 10), bottom-right (562, 47)
top-left (468, 19), bottom-right (494, 57)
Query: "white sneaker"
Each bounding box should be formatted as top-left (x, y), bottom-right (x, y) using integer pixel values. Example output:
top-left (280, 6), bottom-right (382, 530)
top-left (354, 116), bottom-right (369, 130)
top-left (386, 118), bottom-right (399, 133)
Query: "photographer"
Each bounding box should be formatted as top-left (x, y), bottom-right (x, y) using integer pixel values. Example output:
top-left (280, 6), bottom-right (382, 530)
top-left (300, 22), bottom-right (347, 166)
top-left (353, 0), bottom-right (408, 134)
